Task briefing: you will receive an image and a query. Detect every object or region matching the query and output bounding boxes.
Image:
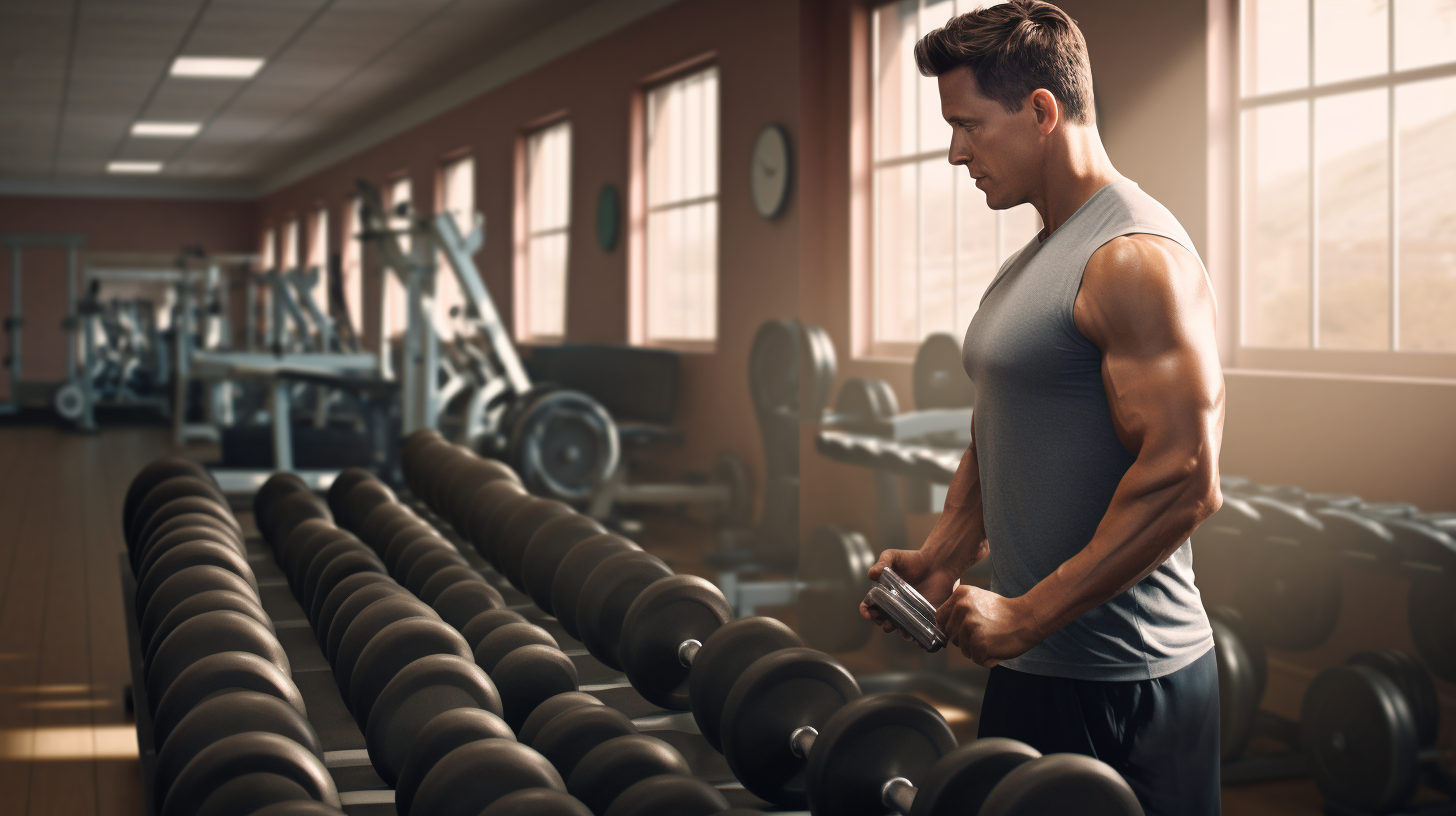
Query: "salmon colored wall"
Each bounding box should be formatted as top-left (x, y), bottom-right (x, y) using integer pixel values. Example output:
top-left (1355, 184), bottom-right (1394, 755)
top-left (258, 0), bottom-right (800, 501)
top-left (0, 196), bottom-right (258, 398)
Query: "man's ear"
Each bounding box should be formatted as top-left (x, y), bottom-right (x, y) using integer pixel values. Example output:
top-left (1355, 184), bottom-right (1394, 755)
top-left (1030, 89), bottom-right (1059, 135)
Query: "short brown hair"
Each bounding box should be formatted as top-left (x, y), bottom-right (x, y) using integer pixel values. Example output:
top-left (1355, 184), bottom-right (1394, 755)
top-left (914, 0), bottom-right (1095, 125)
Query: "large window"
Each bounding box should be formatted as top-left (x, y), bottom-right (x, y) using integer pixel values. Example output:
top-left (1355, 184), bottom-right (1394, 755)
top-left (384, 176), bottom-right (412, 341)
top-left (308, 205), bottom-right (329, 313)
top-left (1240, 0), bottom-right (1456, 353)
top-left (437, 155), bottom-right (474, 337)
top-left (281, 218), bottom-right (300, 272)
top-left (340, 196), bottom-right (363, 338)
top-left (871, 0), bottom-right (1040, 354)
top-left (519, 121), bottom-right (572, 342)
top-left (644, 66), bottom-right (719, 345)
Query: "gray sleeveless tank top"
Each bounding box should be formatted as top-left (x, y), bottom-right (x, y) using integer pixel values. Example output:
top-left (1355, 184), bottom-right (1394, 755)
top-left (962, 180), bottom-right (1213, 681)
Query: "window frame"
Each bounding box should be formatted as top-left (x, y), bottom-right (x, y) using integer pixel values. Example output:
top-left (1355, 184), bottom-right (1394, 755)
top-left (1229, 0), bottom-right (1456, 378)
top-left (628, 54), bottom-right (721, 353)
top-left (435, 151), bottom-right (475, 338)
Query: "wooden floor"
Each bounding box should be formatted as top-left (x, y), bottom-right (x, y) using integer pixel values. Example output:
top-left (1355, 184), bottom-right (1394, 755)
top-left (0, 424), bottom-right (1329, 816)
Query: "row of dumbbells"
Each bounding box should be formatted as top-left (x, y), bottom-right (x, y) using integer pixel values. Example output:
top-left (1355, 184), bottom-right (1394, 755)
top-left (1209, 605), bottom-right (1448, 814)
top-left (396, 429), bottom-right (1148, 816)
top-left (1218, 476), bottom-right (1456, 567)
top-left (122, 457), bottom-right (343, 816)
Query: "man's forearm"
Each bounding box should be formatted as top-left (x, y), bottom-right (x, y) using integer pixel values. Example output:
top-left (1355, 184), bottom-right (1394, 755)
top-left (922, 442), bottom-right (988, 576)
top-left (1018, 455), bottom-right (1220, 638)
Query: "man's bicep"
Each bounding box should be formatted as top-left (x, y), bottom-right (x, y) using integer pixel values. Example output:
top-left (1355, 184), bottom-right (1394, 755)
top-left (1078, 236), bottom-right (1222, 456)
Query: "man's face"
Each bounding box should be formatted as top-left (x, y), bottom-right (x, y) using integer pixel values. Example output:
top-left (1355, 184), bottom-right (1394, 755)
top-left (938, 67), bottom-right (1044, 210)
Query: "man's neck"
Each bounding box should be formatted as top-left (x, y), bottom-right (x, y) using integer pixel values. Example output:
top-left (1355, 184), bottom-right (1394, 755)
top-left (1028, 125), bottom-right (1124, 240)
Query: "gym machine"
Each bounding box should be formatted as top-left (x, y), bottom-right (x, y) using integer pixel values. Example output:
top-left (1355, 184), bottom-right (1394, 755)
top-left (353, 180), bottom-right (752, 524)
top-left (0, 232), bottom-right (88, 417)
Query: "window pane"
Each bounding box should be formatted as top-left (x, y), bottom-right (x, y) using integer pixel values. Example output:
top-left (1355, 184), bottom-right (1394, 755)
top-left (1243, 0), bottom-right (1310, 95)
top-left (644, 68), bottom-right (718, 343)
top-left (955, 173), bottom-right (999, 328)
top-left (282, 219), bottom-right (299, 270)
top-left (436, 156), bottom-right (474, 336)
top-left (341, 198), bottom-right (362, 334)
top-left (528, 233), bottom-right (567, 338)
top-left (1316, 89), bottom-right (1389, 349)
top-left (874, 0), bottom-right (920, 161)
top-left (874, 163), bottom-right (919, 343)
top-left (919, 0), bottom-right (956, 154)
top-left (260, 228), bottom-right (275, 271)
top-left (1397, 76), bottom-right (1456, 351)
top-left (1315, 0), bottom-right (1389, 85)
top-left (1396, 0), bottom-right (1456, 71)
top-left (1243, 101), bottom-right (1311, 347)
top-left (921, 160), bottom-right (956, 335)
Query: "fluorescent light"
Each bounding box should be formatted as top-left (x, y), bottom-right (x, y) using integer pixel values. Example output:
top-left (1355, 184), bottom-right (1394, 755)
top-left (170, 56), bottom-right (264, 78)
top-left (107, 161), bottom-right (162, 174)
top-left (131, 121), bottom-right (201, 138)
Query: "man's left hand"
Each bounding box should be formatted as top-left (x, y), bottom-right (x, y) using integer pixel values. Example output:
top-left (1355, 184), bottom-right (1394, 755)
top-left (935, 585), bottom-right (1044, 667)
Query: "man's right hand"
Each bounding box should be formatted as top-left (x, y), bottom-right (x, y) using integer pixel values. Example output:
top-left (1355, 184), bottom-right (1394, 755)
top-left (859, 548), bottom-right (963, 639)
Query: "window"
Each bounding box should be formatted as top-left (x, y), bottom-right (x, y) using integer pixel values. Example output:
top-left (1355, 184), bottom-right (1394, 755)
top-left (1239, 0), bottom-right (1456, 353)
top-left (643, 66), bottom-right (719, 345)
top-left (437, 155), bottom-right (474, 336)
top-left (870, 0), bottom-right (1041, 355)
top-left (519, 121), bottom-right (572, 341)
top-left (281, 218), bottom-right (300, 271)
top-left (260, 226), bottom-right (276, 271)
top-left (384, 176), bottom-right (412, 341)
top-left (308, 205), bottom-right (329, 314)
top-left (340, 196), bottom-right (363, 337)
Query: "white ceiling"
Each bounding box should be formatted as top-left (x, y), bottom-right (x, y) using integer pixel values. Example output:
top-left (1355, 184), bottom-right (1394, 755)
top-left (0, 0), bottom-right (662, 194)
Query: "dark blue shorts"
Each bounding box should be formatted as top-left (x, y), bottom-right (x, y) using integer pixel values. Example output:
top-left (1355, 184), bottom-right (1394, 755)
top-left (976, 646), bottom-right (1221, 816)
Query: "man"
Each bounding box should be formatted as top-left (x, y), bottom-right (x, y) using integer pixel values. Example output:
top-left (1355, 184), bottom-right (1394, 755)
top-left (859, 3), bottom-right (1224, 814)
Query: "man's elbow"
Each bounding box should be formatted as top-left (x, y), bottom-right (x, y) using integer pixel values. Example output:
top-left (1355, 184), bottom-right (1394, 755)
top-left (1181, 455), bottom-right (1222, 528)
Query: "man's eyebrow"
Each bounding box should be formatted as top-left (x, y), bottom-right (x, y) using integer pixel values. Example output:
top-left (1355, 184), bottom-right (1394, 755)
top-left (945, 115), bottom-right (975, 126)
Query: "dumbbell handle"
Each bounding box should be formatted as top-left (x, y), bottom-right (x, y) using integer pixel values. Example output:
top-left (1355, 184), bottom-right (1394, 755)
top-left (676, 639), bottom-right (702, 667)
top-left (788, 726), bottom-right (918, 815)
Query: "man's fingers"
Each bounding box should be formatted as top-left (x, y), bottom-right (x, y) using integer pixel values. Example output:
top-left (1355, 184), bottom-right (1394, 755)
top-left (866, 550), bottom-right (897, 581)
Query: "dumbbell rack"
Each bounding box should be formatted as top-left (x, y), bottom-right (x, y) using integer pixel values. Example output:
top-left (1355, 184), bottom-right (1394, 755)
top-left (121, 501), bottom-right (798, 816)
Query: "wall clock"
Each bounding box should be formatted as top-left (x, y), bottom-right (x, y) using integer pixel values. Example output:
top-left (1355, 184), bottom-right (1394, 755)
top-left (750, 123), bottom-right (792, 220)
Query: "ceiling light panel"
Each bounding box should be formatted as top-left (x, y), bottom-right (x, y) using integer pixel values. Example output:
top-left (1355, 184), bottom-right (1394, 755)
top-left (170, 57), bottom-right (265, 78)
top-left (107, 161), bottom-right (162, 174)
top-left (131, 121), bottom-right (202, 137)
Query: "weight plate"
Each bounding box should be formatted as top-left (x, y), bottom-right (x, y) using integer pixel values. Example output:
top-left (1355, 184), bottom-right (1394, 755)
top-left (326, 467), bottom-right (377, 522)
top-left (576, 550), bottom-right (674, 670)
top-left (144, 589), bottom-right (273, 658)
top-left (522, 515), bottom-right (609, 613)
top-left (1209, 613), bottom-right (1260, 760)
top-left (475, 622), bottom-right (558, 674)
top-left (1234, 544), bottom-right (1341, 651)
top-left (1347, 650), bottom-right (1440, 748)
top-left (418, 565), bottom-right (486, 607)
top-left (398, 738), bottom-right (564, 816)
top-left (140, 566), bottom-right (259, 653)
top-left (618, 575), bottom-right (733, 710)
top-left (325, 582), bottom-right (411, 665)
top-left (364, 654), bottom-right (503, 788)
top-left (54, 381), bottom-right (85, 421)
top-left (602, 773), bottom-right (728, 816)
top-left (393, 706), bottom-right (515, 816)
top-left (834, 377), bottom-right (898, 424)
top-left (1314, 508), bottom-right (1397, 561)
top-left (149, 652), bottom-right (305, 748)
top-left (497, 500), bottom-right (576, 590)
top-left (508, 389), bottom-right (620, 502)
top-left (153, 691), bottom-right (322, 805)
top-left (1206, 606), bottom-right (1267, 701)
top-left (565, 734), bottom-right (692, 816)
top-left (480, 788), bottom-right (592, 816)
top-left (907, 738), bottom-right (1040, 816)
top-left (532, 704), bottom-right (638, 781)
top-left (145, 610), bottom-right (291, 707)
top-left (130, 476), bottom-right (231, 548)
top-left (340, 480), bottom-right (397, 534)
top-left (315, 573), bottom-right (394, 648)
top-left (912, 333), bottom-right (975, 410)
top-left (688, 616), bottom-right (804, 752)
top-left (799, 322), bottom-right (837, 422)
top-left (349, 618), bottom-right (473, 726)
top-left (1408, 575), bottom-right (1456, 683)
top-left (332, 596), bottom-right (437, 699)
top-left (1301, 664), bottom-right (1420, 812)
top-left (748, 320), bottom-right (800, 415)
top-left (721, 647), bottom-right (862, 808)
top-left (124, 458), bottom-right (216, 541)
top-left (461, 609), bottom-right (531, 651)
top-left (551, 534), bottom-right (643, 642)
top-left (802, 693), bottom-right (953, 816)
top-left (1384, 519), bottom-right (1456, 566)
top-left (159, 731), bottom-right (339, 816)
top-left (432, 580), bottom-right (507, 632)
top-left (977, 753), bottom-right (1143, 816)
top-left (796, 526), bottom-right (876, 653)
top-left (492, 644), bottom-right (580, 731)
top-left (1243, 496), bottom-right (1324, 543)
